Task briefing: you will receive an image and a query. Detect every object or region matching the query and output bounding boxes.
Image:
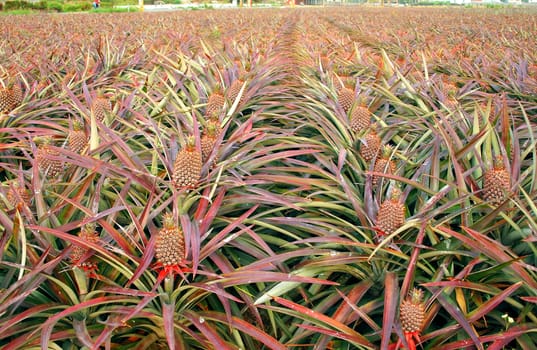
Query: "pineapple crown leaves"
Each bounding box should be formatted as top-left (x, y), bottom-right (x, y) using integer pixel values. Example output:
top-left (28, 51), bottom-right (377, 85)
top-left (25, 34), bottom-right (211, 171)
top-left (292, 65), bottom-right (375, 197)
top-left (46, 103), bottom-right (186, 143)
top-left (184, 135), bottom-right (198, 151)
top-left (33, 135), bottom-right (54, 146)
top-left (71, 118), bottom-right (86, 131)
top-left (81, 222), bottom-right (98, 237)
top-left (388, 183), bottom-right (403, 201)
top-left (406, 288), bottom-right (424, 305)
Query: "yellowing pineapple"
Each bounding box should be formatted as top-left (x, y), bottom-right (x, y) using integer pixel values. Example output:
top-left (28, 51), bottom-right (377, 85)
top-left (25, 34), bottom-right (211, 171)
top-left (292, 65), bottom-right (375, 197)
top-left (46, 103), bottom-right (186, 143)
top-left (70, 224), bottom-right (100, 271)
top-left (227, 79), bottom-right (245, 106)
top-left (6, 181), bottom-right (30, 210)
top-left (206, 85), bottom-right (226, 119)
top-left (372, 146), bottom-right (396, 186)
top-left (91, 93), bottom-right (111, 123)
top-left (350, 101), bottom-right (371, 133)
top-left (337, 86), bottom-right (354, 113)
top-left (0, 81), bottom-right (21, 114)
top-left (376, 186), bottom-right (405, 235)
top-left (483, 156), bottom-right (511, 205)
top-left (400, 288), bottom-right (425, 334)
top-left (155, 213), bottom-right (186, 268)
top-left (201, 121), bottom-right (222, 166)
top-left (36, 136), bottom-right (63, 178)
top-left (172, 137), bottom-right (202, 190)
top-left (69, 119), bottom-right (88, 154)
top-left (360, 124), bottom-right (381, 162)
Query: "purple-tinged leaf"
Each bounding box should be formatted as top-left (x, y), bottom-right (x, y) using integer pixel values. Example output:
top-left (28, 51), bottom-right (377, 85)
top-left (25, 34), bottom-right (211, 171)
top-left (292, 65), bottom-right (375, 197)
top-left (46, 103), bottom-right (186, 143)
top-left (73, 319), bottom-right (93, 348)
top-left (183, 311), bottom-right (234, 350)
top-left (39, 296), bottom-right (131, 350)
top-left (439, 225), bottom-right (537, 289)
top-left (219, 270), bottom-right (339, 288)
top-left (200, 204), bottom-right (259, 259)
top-left (196, 187), bottom-right (226, 234)
top-left (201, 311), bottom-right (287, 350)
top-left (381, 272), bottom-right (398, 350)
top-left (271, 296), bottom-right (375, 349)
top-left (520, 296), bottom-right (537, 303)
top-left (189, 282), bottom-right (243, 303)
top-left (297, 323), bottom-right (375, 347)
top-left (163, 302), bottom-right (176, 350)
top-left (434, 292), bottom-right (483, 350)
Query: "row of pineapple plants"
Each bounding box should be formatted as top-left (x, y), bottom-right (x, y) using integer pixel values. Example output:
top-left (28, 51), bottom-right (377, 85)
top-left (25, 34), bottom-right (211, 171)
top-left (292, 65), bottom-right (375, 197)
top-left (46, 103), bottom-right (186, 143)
top-left (1, 6), bottom-right (537, 349)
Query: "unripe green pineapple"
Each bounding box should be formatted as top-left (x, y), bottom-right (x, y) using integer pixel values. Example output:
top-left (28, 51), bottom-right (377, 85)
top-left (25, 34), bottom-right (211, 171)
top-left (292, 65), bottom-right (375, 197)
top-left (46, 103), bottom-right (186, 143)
top-left (483, 156), bottom-right (511, 205)
top-left (400, 288), bottom-right (425, 334)
top-left (376, 187), bottom-right (405, 235)
top-left (155, 213), bottom-right (185, 268)
top-left (172, 136), bottom-right (202, 190)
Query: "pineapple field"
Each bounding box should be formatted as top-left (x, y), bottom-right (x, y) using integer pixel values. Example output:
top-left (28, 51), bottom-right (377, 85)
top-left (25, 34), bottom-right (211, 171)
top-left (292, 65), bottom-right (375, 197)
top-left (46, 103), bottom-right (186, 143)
top-left (1, 5), bottom-right (537, 349)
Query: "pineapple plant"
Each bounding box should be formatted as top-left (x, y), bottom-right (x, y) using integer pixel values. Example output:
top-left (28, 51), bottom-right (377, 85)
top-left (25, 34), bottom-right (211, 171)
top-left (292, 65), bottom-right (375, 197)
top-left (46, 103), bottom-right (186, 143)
top-left (483, 155), bottom-right (511, 205)
top-left (68, 119), bottom-right (88, 154)
top-left (36, 136), bottom-right (64, 178)
top-left (376, 186), bottom-right (405, 236)
top-left (350, 99), bottom-right (371, 133)
top-left (201, 120), bottom-right (222, 165)
top-left (359, 124), bottom-right (381, 162)
top-left (372, 145), bottom-right (396, 186)
top-left (172, 136), bottom-right (202, 190)
top-left (91, 92), bottom-right (112, 123)
top-left (155, 213), bottom-right (186, 270)
top-left (70, 223), bottom-right (100, 272)
top-left (206, 85), bottom-right (226, 119)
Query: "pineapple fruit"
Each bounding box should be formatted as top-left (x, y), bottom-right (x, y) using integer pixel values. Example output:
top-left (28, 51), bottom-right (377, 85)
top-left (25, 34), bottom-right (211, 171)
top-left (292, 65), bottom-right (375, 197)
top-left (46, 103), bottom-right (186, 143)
top-left (6, 181), bottom-right (31, 210)
top-left (483, 156), bottom-right (511, 205)
top-left (359, 124), bottom-right (381, 162)
top-left (336, 85), bottom-right (354, 113)
top-left (400, 288), bottom-right (425, 335)
top-left (69, 119), bottom-right (88, 154)
top-left (376, 186), bottom-right (405, 235)
top-left (227, 79), bottom-right (245, 106)
top-left (201, 120), bottom-right (222, 165)
top-left (206, 85), bottom-right (226, 119)
top-left (70, 224), bottom-right (100, 271)
top-left (350, 101), bottom-right (371, 133)
top-left (91, 93), bottom-right (112, 123)
top-left (172, 136), bottom-right (202, 190)
top-left (372, 146), bottom-right (396, 186)
top-left (36, 136), bottom-right (64, 178)
top-left (0, 82), bottom-right (22, 113)
top-left (155, 213), bottom-right (185, 268)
